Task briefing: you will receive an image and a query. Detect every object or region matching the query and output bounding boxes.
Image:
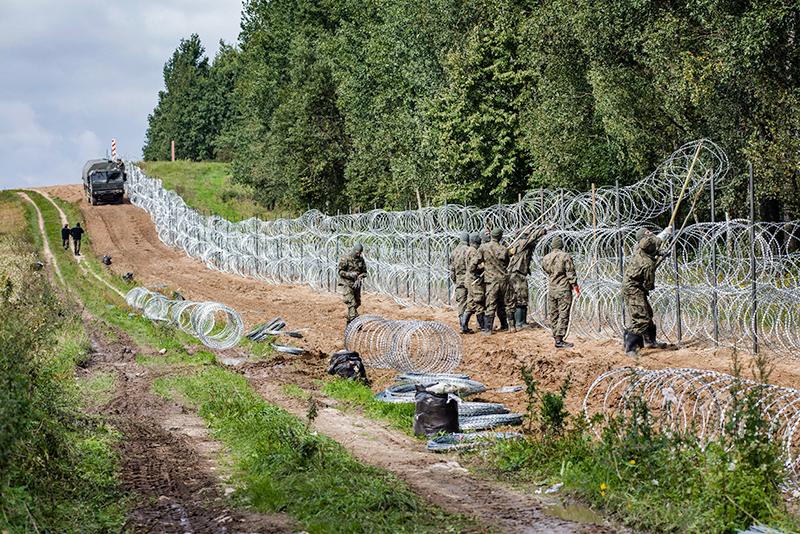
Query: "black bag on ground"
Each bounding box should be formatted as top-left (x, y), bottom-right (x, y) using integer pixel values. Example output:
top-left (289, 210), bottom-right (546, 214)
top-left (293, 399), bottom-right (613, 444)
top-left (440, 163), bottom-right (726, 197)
top-left (327, 350), bottom-right (369, 383)
top-left (413, 385), bottom-right (459, 438)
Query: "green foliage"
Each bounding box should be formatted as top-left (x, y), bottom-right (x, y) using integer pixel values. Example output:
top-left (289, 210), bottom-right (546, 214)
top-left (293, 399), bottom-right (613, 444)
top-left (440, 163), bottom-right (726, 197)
top-left (0, 222), bottom-right (123, 532)
top-left (491, 377), bottom-right (799, 534)
top-left (321, 376), bottom-right (416, 431)
top-left (155, 367), bottom-right (479, 533)
top-left (520, 363), bottom-right (572, 436)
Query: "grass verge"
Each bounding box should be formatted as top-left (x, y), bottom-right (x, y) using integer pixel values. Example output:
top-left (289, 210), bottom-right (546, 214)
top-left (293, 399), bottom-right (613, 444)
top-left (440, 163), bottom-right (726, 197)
top-left (155, 366), bottom-right (481, 533)
top-left (321, 377), bottom-right (416, 432)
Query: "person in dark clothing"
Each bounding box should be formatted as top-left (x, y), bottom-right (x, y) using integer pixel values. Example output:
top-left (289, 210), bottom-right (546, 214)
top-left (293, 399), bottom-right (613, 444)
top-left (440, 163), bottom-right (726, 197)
top-left (61, 224), bottom-right (70, 250)
top-left (70, 223), bottom-right (84, 255)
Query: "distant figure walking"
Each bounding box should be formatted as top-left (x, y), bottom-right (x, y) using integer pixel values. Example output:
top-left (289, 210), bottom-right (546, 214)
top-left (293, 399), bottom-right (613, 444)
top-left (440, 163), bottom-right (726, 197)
top-left (70, 223), bottom-right (84, 255)
top-left (61, 224), bottom-right (70, 250)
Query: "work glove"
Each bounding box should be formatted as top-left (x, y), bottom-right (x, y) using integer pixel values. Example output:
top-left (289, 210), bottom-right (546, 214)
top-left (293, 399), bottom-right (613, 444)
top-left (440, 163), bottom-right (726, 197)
top-left (656, 226), bottom-right (673, 241)
top-left (659, 248), bottom-right (672, 259)
top-left (544, 222), bottom-right (557, 232)
top-left (573, 285), bottom-right (580, 297)
top-left (353, 278), bottom-right (362, 289)
top-left (348, 271), bottom-right (358, 279)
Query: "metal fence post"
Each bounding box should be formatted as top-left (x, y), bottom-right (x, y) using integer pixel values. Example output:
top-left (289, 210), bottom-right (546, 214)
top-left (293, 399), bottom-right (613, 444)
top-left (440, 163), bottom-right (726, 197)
top-left (750, 162), bottom-right (758, 354)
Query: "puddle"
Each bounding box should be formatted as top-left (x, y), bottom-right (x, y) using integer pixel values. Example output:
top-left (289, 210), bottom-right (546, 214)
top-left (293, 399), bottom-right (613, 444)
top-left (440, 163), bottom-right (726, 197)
top-left (542, 503), bottom-right (605, 524)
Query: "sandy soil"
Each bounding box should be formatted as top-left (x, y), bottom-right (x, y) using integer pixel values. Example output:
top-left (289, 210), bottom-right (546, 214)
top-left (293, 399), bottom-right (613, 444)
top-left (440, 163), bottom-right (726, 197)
top-left (34, 183), bottom-right (800, 533)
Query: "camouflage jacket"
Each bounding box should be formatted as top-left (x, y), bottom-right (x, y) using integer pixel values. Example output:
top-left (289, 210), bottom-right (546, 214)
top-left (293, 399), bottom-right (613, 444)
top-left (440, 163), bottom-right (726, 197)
top-left (541, 249), bottom-right (577, 295)
top-left (465, 244), bottom-right (482, 281)
top-left (469, 240), bottom-right (509, 283)
top-left (337, 252), bottom-right (367, 287)
top-left (449, 241), bottom-right (471, 283)
top-left (508, 227), bottom-right (547, 275)
top-left (622, 236), bottom-right (662, 296)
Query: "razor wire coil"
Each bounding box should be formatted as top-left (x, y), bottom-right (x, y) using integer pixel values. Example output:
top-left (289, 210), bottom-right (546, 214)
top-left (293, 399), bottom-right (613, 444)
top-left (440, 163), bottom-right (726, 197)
top-left (583, 367), bottom-right (800, 489)
top-left (124, 139), bottom-right (800, 358)
top-left (125, 287), bottom-right (243, 349)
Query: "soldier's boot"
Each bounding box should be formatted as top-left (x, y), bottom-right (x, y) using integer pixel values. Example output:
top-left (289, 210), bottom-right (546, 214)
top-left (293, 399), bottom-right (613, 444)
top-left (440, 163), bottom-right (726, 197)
top-left (497, 310), bottom-right (509, 331)
top-left (554, 335), bottom-right (574, 349)
top-left (481, 315), bottom-right (495, 335)
top-left (515, 306), bottom-right (532, 328)
top-left (623, 328), bottom-right (643, 356)
top-left (460, 312), bottom-right (475, 334)
top-left (476, 313), bottom-right (485, 330)
top-left (508, 316), bottom-right (516, 333)
top-left (643, 323), bottom-right (667, 349)
top-left (346, 307), bottom-right (359, 324)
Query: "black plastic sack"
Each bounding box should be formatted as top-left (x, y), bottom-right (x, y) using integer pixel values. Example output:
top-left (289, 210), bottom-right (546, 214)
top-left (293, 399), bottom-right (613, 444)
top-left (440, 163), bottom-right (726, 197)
top-left (413, 384), bottom-right (459, 438)
top-left (327, 350), bottom-right (369, 384)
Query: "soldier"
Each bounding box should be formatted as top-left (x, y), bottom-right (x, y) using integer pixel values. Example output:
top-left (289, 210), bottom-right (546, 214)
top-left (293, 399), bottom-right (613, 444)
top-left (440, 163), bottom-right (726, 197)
top-left (450, 232), bottom-right (472, 333)
top-left (70, 222), bottom-right (84, 255)
top-left (469, 227), bottom-right (515, 335)
top-left (541, 236), bottom-right (579, 348)
top-left (508, 225), bottom-right (548, 328)
top-left (338, 242), bottom-right (368, 324)
top-left (61, 224), bottom-right (70, 250)
top-left (622, 227), bottom-right (672, 356)
top-left (464, 232), bottom-right (484, 333)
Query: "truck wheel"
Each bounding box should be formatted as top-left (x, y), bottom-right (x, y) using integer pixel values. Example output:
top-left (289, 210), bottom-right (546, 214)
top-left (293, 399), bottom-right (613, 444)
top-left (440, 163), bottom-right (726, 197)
top-left (90, 196), bottom-right (97, 206)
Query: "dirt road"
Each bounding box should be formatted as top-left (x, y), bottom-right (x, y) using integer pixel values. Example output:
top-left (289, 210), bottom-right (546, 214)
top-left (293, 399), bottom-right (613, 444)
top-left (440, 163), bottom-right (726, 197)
top-left (37, 183), bottom-right (800, 533)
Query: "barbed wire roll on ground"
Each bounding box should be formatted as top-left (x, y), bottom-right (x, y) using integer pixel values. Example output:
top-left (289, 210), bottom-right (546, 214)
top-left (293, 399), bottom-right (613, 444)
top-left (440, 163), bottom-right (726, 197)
top-left (124, 287), bottom-right (243, 350)
top-left (344, 315), bottom-right (462, 374)
top-left (582, 367), bottom-right (800, 489)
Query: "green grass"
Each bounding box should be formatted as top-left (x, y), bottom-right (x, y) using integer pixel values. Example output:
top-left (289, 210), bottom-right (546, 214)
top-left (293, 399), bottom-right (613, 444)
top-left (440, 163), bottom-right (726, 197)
top-left (154, 367), bottom-right (482, 534)
top-left (78, 371), bottom-right (116, 408)
top-left (138, 161), bottom-right (278, 220)
top-left (280, 383), bottom-right (309, 400)
top-left (321, 378), bottom-right (416, 432)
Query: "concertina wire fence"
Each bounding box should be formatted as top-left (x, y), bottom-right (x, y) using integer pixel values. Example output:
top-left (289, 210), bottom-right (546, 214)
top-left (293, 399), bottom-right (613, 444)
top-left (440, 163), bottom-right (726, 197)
top-left (584, 367), bottom-right (800, 490)
top-left (124, 139), bottom-right (800, 358)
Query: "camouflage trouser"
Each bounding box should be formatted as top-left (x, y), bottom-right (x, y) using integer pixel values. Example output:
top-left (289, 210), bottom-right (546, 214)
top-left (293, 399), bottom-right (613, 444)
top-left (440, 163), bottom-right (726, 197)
top-left (342, 285), bottom-right (362, 322)
top-left (62, 238), bottom-right (69, 249)
top-left (509, 271), bottom-right (529, 308)
top-left (73, 239), bottom-right (81, 254)
top-left (467, 277), bottom-right (485, 314)
top-left (485, 276), bottom-right (515, 317)
top-left (624, 290), bottom-right (653, 335)
top-left (454, 277), bottom-right (468, 315)
top-left (548, 290), bottom-right (573, 337)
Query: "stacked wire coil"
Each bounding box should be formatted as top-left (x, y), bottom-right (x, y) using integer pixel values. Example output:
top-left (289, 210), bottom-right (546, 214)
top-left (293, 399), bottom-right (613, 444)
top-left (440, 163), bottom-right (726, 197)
top-left (344, 315), bottom-right (463, 374)
top-left (125, 287), bottom-right (243, 349)
top-left (583, 368), bottom-right (800, 489)
top-left (125, 139), bottom-right (800, 358)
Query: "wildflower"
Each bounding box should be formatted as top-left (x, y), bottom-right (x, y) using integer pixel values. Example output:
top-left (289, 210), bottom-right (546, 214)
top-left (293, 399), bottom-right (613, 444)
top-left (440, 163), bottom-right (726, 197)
top-left (628, 504), bottom-right (632, 509)
top-left (600, 483), bottom-right (607, 490)
top-left (652, 479), bottom-right (659, 486)
top-left (630, 459), bottom-right (636, 465)
top-left (601, 491), bottom-right (605, 497)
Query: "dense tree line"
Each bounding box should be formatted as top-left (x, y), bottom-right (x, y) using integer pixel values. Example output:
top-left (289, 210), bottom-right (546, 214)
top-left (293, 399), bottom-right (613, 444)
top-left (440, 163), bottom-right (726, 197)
top-left (143, 0), bottom-right (800, 220)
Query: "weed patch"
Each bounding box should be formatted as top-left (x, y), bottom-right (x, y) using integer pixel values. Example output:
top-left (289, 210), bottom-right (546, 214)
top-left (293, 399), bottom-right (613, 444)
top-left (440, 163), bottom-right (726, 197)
top-left (155, 367), bottom-right (477, 533)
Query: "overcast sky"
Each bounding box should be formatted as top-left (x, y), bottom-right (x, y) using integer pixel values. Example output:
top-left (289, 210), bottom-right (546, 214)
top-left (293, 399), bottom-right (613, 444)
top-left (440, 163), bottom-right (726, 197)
top-left (0, 0), bottom-right (243, 190)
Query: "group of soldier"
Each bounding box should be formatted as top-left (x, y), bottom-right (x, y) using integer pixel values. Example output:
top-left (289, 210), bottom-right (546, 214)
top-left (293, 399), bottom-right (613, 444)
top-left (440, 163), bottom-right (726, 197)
top-left (336, 222), bottom-right (672, 356)
top-left (448, 224), bottom-right (578, 348)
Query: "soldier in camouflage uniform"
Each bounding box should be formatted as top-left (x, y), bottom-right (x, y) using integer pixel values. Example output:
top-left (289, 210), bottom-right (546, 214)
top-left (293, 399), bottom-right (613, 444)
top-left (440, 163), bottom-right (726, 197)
top-left (622, 226), bottom-right (672, 355)
top-left (465, 232), bottom-right (485, 332)
top-left (508, 226), bottom-right (548, 328)
top-left (469, 228), bottom-right (515, 335)
top-left (449, 232), bottom-right (473, 333)
top-left (338, 242), bottom-right (368, 324)
top-left (541, 236), bottom-right (579, 348)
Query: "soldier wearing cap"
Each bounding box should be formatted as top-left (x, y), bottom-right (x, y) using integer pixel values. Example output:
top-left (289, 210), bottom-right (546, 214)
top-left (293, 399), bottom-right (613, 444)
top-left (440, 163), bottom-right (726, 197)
top-left (622, 226), bottom-right (672, 355)
top-left (469, 227), bottom-right (515, 334)
top-left (338, 242), bottom-right (368, 324)
top-left (541, 236), bottom-right (579, 348)
top-left (449, 232), bottom-right (473, 333)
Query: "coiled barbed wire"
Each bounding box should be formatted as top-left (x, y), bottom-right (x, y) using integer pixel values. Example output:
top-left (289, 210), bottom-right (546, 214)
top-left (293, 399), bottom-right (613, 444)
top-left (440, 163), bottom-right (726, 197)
top-left (343, 315), bottom-right (463, 374)
top-left (124, 139), bottom-right (800, 357)
top-left (125, 287), bottom-right (243, 349)
top-left (583, 368), bottom-right (800, 489)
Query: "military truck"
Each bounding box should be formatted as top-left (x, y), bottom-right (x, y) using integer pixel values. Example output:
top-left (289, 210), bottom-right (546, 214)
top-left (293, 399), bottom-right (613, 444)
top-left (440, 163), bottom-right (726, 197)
top-left (82, 159), bottom-right (126, 205)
